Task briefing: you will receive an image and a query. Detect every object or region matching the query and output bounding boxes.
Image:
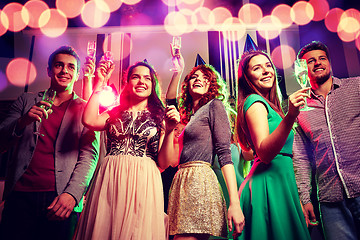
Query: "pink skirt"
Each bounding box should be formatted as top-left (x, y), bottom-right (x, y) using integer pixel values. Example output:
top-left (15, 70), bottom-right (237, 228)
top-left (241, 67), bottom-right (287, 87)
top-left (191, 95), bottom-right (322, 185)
top-left (75, 154), bottom-right (168, 240)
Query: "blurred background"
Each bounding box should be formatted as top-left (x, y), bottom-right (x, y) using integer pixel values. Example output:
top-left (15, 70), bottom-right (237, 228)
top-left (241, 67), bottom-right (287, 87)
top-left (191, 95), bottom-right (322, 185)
top-left (0, 0), bottom-right (359, 103)
top-left (0, 2), bottom-right (359, 238)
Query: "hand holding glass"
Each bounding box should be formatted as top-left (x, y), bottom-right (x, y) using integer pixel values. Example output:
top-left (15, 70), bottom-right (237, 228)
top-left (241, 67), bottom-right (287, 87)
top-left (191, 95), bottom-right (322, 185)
top-left (34, 88), bottom-right (56, 136)
top-left (85, 41), bottom-right (96, 77)
top-left (170, 36), bottom-right (182, 71)
top-left (294, 59), bottom-right (310, 110)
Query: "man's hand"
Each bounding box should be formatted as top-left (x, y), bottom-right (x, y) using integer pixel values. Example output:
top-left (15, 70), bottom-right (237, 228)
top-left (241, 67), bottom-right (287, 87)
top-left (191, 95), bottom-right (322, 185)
top-left (47, 192), bottom-right (76, 221)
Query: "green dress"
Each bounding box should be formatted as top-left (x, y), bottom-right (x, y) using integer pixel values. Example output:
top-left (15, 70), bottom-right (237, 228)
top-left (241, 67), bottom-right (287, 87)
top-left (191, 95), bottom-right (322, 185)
top-left (237, 94), bottom-right (310, 240)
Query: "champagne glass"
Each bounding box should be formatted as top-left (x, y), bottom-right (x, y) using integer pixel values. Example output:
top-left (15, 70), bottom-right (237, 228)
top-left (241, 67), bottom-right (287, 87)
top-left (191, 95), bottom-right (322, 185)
top-left (104, 50), bottom-right (113, 63)
top-left (84, 41), bottom-right (96, 77)
top-left (34, 88), bottom-right (57, 136)
top-left (170, 36), bottom-right (182, 71)
top-left (294, 58), bottom-right (311, 111)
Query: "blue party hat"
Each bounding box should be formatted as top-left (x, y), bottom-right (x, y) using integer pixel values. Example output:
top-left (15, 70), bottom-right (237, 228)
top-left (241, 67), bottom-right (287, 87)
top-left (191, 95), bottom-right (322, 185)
top-left (243, 34), bottom-right (259, 53)
top-left (195, 54), bottom-right (206, 67)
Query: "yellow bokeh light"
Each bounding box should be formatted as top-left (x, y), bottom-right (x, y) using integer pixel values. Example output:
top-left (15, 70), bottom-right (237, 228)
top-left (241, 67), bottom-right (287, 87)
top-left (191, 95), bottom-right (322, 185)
top-left (81, 1), bottom-right (110, 28)
top-left (3, 2), bottom-right (29, 32)
top-left (257, 15), bottom-right (282, 40)
top-left (271, 4), bottom-right (293, 29)
top-left (0, 10), bottom-right (10, 36)
top-left (290, 1), bottom-right (314, 26)
top-left (39, 9), bottom-right (68, 38)
top-left (23, 0), bottom-right (49, 28)
top-left (238, 3), bottom-right (263, 25)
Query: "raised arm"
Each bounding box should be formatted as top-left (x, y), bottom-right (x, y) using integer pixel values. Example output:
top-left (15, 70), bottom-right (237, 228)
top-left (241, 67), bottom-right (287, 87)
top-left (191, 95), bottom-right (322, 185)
top-left (246, 88), bottom-right (309, 164)
top-left (82, 56), bottom-right (96, 101)
top-left (166, 44), bottom-right (184, 101)
top-left (82, 57), bottom-right (115, 131)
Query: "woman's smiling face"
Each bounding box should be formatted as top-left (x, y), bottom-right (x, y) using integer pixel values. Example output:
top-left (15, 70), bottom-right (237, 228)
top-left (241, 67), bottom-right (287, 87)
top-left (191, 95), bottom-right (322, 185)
top-left (188, 70), bottom-right (210, 99)
top-left (246, 54), bottom-right (275, 96)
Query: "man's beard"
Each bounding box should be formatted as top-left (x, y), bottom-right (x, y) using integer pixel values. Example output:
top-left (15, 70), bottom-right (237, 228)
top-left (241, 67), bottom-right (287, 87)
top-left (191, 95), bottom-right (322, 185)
top-left (314, 71), bottom-right (331, 85)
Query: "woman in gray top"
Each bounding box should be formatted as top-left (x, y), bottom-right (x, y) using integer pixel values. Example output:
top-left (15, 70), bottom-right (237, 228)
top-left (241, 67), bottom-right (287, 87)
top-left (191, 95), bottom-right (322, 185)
top-left (159, 64), bottom-right (245, 240)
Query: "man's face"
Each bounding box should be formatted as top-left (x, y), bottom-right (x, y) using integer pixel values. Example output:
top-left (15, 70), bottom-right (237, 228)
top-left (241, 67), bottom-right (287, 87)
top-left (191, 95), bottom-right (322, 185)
top-left (48, 53), bottom-right (79, 92)
top-left (302, 50), bottom-right (332, 86)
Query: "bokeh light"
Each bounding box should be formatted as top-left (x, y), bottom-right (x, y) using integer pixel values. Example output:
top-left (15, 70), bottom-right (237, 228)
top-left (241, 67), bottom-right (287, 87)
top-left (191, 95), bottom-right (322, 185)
top-left (271, 45), bottom-right (296, 69)
top-left (337, 9), bottom-right (360, 42)
top-left (161, 0), bottom-right (176, 7)
top-left (39, 9), bottom-right (68, 38)
top-left (103, 32), bottom-right (133, 61)
top-left (3, 2), bottom-right (29, 32)
top-left (99, 86), bottom-right (117, 106)
top-left (23, 0), bottom-right (49, 28)
top-left (271, 4), bottom-right (293, 29)
top-left (6, 58), bottom-right (37, 87)
top-left (257, 15), bottom-right (282, 40)
top-left (81, 0), bottom-right (110, 28)
top-left (238, 3), bottom-right (263, 25)
top-left (290, 1), bottom-right (314, 26)
top-left (95, 0), bottom-right (122, 13)
top-left (355, 33), bottom-right (360, 52)
top-left (0, 10), bottom-right (10, 36)
top-left (122, 0), bottom-right (142, 5)
top-left (164, 11), bottom-right (188, 36)
top-left (56, 0), bottom-right (85, 18)
top-left (177, 0), bottom-right (204, 16)
top-left (324, 8), bottom-right (344, 33)
top-left (221, 18), bottom-right (246, 41)
top-left (191, 7), bottom-right (212, 32)
top-left (309, 0), bottom-right (329, 21)
top-left (209, 7), bottom-right (232, 31)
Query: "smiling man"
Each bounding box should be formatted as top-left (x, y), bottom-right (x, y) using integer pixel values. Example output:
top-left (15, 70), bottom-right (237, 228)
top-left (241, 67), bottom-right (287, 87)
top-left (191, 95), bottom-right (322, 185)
top-left (292, 41), bottom-right (360, 240)
top-left (0, 46), bottom-right (99, 240)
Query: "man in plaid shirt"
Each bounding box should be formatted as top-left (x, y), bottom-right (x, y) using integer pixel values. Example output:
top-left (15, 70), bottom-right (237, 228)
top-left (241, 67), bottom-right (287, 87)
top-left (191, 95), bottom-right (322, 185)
top-left (293, 41), bottom-right (360, 240)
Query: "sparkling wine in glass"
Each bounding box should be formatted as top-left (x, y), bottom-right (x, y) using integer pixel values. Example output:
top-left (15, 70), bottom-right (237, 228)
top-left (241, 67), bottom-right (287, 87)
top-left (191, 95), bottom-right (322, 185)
top-left (87, 41), bottom-right (96, 59)
top-left (34, 88), bottom-right (56, 136)
top-left (85, 41), bottom-right (96, 77)
top-left (170, 36), bottom-right (182, 71)
top-left (294, 58), bottom-right (311, 111)
top-left (104, 51), bottom-right (114, 63)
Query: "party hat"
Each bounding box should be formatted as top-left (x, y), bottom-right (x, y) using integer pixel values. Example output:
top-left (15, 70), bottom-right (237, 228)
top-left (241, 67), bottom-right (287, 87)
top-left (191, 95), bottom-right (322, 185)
top-left (243, 34), bottom-right (259, 53)
top-left (195, 54), bottom-right (206, 67)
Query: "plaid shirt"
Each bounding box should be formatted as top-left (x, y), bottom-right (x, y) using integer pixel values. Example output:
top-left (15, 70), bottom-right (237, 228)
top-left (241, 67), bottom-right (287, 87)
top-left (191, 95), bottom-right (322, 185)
top-left (293, 76), bottom-right (360, 204)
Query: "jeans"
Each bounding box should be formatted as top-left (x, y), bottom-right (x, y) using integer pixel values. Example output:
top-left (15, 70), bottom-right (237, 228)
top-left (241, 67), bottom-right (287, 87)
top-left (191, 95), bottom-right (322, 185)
top-left (0, 191), bottom-right (79, 240)
top-left (320, 196), bottom-right (360, 240)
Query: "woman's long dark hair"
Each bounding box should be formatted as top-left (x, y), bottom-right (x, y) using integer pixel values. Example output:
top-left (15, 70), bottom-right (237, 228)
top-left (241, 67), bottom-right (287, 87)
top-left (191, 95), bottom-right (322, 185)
top-left (112, 61), bottom-right (165, 129)
top-left (236, 50), bottom-right (284, 151)
top-left (178, 64), bottom-right (233, 124)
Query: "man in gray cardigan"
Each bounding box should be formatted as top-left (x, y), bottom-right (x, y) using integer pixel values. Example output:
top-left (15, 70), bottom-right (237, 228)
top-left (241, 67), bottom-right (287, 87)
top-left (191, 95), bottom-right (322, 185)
top-left (0, 46), bottom-right (100, 240)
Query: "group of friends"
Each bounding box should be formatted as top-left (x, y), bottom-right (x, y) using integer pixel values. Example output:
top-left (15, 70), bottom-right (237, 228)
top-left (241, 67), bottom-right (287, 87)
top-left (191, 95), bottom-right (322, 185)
top-left (0, 39), bottom-right (359, 240)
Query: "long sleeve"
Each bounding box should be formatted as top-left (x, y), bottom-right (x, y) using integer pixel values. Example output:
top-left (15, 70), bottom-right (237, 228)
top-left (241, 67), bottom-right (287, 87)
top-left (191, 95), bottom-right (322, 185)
top-left (209, 99), bottom-right (232, 167)
top-left (293, 124), bottom-right (314, 204)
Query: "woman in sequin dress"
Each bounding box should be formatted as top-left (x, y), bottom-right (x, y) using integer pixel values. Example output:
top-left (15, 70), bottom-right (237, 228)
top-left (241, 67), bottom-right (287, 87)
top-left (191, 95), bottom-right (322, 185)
top-left (235, 50), bottom-right (311, 240)
top-left (159, 64), bottom-right (245, 240)
top-left (75, 60), bottom-right (175, 240)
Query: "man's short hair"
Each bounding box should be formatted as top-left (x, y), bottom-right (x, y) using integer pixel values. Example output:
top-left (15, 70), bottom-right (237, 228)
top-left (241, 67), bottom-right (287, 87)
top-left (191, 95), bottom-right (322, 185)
top-left (297, 41), bottom-right (330, 60)
top-left (48, 46), bottom-right (81, 73)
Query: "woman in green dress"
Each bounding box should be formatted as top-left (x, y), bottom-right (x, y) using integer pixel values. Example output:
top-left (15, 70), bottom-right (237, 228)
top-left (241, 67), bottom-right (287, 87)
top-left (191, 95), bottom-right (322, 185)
top-left (236, 50), bottom-right (311, 240)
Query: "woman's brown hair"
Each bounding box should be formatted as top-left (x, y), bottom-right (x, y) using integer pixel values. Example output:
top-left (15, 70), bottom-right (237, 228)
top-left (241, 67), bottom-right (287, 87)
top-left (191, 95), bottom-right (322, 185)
top-left (236, 50), bottom-right (284, 151)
